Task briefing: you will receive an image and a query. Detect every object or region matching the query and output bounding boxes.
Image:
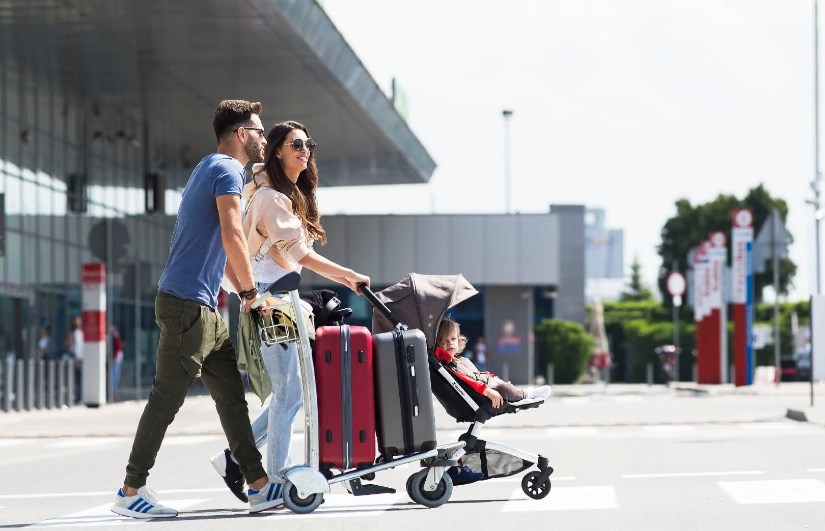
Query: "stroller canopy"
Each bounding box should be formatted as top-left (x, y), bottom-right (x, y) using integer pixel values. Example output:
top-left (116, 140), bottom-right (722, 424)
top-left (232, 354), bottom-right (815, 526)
top-left (371, 273), bottom-right (478, 348)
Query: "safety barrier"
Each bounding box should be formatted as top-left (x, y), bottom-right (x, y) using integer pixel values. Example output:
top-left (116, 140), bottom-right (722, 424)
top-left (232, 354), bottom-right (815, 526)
top-left (0, 356), bottom-right (77, 412)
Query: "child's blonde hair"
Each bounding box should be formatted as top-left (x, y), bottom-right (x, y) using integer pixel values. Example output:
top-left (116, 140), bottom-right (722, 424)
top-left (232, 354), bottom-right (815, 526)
top-left (436, 317), bottom-right (468, 354)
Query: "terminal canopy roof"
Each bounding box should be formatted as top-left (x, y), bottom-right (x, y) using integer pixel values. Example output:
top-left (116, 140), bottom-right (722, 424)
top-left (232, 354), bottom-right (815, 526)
top-left (0, 0), bottom-right (435, 188)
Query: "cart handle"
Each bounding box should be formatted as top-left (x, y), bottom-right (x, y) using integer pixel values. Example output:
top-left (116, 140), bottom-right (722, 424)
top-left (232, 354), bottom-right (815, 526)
top-left (358, 283), bottom-right (406, 330)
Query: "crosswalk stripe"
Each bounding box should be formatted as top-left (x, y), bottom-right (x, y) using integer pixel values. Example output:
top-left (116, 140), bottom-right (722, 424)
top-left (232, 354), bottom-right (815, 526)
top-left (502, 485), bottom-right (617, 512)
top-left (261, 493), bottom-right (404, 518)
top-left (25, 499), bottom-right (207, 528)
top-left (624, 470), bottom-right (764, 479)
top-left (719, 479), bottom-right (825, 504)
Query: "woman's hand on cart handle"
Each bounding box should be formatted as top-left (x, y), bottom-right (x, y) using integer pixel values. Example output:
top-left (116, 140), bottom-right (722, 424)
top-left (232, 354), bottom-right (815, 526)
top-left (347, 272), bottom-right (370, 295)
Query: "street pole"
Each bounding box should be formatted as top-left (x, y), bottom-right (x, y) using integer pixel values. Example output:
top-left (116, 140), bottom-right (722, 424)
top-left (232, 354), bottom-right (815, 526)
top-left (502, 109), bottom-right (513, 214)
top-left (772, 212), bottom-right (780, 387)
top-left (672, 260), bottom-right (681, 381)
top-left (813, 0), bottom-right (821, 406)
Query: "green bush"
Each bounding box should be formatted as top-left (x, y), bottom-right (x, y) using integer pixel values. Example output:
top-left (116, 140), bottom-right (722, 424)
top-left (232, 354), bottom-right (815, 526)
top-left (535, 319), bottom-right (593, 384)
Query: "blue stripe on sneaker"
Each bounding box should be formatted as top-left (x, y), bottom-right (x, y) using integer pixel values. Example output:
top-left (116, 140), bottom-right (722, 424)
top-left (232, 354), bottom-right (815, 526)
top-left (142, 503), bottom-right (154, 513)
top-left (135, 501), bottom-right (148, 512)
top-left (128, 499), bottom-right (143, 510)
top-left (267, 482), bottom-right (275, 500)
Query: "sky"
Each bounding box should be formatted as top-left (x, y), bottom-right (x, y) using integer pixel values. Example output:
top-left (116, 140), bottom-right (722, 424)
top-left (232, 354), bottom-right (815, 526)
top-left (318, 0), bottom-right (820, 301)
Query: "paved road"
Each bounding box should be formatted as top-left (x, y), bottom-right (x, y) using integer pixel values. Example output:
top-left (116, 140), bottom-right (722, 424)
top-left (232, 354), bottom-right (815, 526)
top-left (1, 383), bottom-right (823, 530)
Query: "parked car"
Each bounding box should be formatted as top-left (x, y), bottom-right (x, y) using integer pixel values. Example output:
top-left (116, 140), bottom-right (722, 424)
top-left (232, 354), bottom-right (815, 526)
top-left (780, 346), bottom-right (812, 382)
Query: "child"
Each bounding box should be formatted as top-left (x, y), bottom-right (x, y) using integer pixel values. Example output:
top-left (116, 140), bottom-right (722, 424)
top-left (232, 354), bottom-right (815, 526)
top-left (435, 317), bottom-right (551, 408)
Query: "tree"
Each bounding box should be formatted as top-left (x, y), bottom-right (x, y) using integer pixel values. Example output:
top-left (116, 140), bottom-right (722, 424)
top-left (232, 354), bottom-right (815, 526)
top-left (620, 256), bottom-right (654, 302)
top-left (657, 184), bottom-right (796, 305)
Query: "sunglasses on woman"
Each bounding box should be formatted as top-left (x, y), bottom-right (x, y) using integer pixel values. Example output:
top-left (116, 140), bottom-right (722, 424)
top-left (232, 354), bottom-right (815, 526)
top-left (286, 138), bottom-right (317, 153)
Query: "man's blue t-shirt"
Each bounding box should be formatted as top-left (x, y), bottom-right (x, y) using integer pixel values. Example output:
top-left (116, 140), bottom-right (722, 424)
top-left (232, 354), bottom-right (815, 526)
top-left (157, 153), bottom-right (243, 308)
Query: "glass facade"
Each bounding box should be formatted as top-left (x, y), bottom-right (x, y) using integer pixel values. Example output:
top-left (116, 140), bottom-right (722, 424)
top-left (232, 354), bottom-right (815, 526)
top-left (0, 59), bottom-right (185, 399)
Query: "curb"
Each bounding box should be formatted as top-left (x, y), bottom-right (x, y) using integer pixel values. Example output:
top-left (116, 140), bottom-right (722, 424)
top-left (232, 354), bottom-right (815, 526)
top-left (786, 408), bottom-right (808, 422)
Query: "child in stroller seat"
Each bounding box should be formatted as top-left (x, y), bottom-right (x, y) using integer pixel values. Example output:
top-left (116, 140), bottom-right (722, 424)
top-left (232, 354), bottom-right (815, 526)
top-left (435, 317), bottom-right (552, 409)
top-left (434, 317), bottom-right (551, 485)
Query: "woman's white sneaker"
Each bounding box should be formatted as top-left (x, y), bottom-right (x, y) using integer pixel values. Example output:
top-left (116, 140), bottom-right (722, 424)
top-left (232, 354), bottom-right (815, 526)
top-left (111, 486), bottom-right (178, 519)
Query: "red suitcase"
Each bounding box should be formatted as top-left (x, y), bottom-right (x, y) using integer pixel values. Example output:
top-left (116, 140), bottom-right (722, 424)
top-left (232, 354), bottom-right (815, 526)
top-left (314, 324), bottom-right (376, 471)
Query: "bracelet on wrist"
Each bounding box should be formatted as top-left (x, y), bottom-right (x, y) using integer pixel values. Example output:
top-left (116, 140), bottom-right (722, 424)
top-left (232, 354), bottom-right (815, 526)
top-left (238, 287), bottom-right (258, 301)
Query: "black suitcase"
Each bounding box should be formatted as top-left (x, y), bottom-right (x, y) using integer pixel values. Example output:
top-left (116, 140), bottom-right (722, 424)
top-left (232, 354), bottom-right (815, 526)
top-left (361, 286), bottom-right (437, 458)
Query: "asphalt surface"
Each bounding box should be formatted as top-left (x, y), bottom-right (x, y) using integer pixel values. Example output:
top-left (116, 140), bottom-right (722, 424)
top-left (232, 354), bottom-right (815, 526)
top-left (1, 382), bottom-right (823, 530)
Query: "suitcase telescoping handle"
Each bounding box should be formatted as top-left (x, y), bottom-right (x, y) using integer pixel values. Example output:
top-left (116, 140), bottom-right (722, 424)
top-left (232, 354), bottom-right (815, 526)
top-left (358, 283), bottom-right (408, 331)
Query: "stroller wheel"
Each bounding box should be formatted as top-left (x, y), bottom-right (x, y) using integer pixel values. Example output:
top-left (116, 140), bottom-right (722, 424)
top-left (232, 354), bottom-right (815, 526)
top-left (521, 471), bottom-right (551, 500)
top-left (282, 480), bottom-right (324, 514)
top-left (405, 474), bottom-right (416, 501)
top-left (408, 469), bottom-right (453, 508)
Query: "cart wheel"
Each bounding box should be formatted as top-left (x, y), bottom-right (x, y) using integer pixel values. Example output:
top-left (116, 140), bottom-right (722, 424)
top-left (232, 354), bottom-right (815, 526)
top-left (362, 472), bottom-right (376, 481)
top-left (282, 480), bottom-right (324, 514)
top-left (409, 469), bottom-right (453, 508)
top-left (521, 471), bottom-right (551, 500)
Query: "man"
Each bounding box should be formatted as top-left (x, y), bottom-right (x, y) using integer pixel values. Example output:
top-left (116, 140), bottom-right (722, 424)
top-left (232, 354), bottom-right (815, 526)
top-left (111, 100), bottom-right (282, 518)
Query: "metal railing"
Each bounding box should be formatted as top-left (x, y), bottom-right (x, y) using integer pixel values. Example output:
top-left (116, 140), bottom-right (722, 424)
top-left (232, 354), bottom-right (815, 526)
top-left (1, 355), bottom-right (77, 412)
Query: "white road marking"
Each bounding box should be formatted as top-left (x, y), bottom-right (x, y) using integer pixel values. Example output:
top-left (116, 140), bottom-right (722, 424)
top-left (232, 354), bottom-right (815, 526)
top-left (623, 470), bottom-right (764, 479)
top-left (642, 425), bottom-right (698, 433)
top-left (546, 427), bottom-right (599, 437)
top-left (612, 395), bottom-right (643, 403)
top-left (739, 422), bottom-right (794, 431)
top-left (25, 499), bottom-right (207, 528)
top-left (0, 488), bottom-right (226, 500)
top-left (163, 435), bottom-right (222, 446)
top-left (808, 468), bottom-right (825, 472)
top-left (0, 440), bottom-right (27, 448)
top-left (48, 438), bottom-right (125, 449)
top-left (560, 397), bottom-right (590, 405)
top-left (263, 493), bottom-right (403, 518)
top-left (503, 485), bottom-right (617, 512)
top-left (719, 479), bottom-right (825, 504)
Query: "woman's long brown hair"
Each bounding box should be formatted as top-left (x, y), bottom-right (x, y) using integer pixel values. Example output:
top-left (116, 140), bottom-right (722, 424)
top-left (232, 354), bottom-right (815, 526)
top-left (255, 121), bottom-right (326, 244)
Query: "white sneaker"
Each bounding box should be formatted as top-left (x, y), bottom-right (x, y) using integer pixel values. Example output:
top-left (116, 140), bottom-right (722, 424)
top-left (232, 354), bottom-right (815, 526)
top-left (111, 486), bottom-right (178, 519)
top-left (248, 480), bottom-right (284, 513)
top-left (527, 385), bottom-right (552, 400)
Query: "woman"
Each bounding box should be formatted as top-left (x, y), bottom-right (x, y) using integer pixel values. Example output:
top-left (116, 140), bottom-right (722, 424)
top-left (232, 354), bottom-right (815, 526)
top-left (213, 121), bottom-right (370, 506)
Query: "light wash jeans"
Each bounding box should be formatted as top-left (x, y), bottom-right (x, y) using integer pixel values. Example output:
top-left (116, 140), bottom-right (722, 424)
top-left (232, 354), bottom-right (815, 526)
top-left (249, 282), bottom-right (304, 481)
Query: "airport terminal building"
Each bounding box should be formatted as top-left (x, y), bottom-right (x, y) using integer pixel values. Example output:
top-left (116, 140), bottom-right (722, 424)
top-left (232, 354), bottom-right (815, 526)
top-left (0, 1), bottom-right (584, 395)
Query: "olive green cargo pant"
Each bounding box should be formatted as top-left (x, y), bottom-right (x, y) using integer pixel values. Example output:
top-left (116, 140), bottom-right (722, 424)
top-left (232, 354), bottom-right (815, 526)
top-left (124, 291), bottom-right (265, 488)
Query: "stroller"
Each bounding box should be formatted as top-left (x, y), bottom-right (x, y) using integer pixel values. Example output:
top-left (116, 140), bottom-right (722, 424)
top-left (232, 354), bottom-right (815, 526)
top-left (369, 273), bottom-right (554, 501)
top-left (250, 272), bottom-right (465, 514)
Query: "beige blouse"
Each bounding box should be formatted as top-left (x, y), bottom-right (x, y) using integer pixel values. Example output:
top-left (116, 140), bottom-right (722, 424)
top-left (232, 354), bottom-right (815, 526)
top-left (242, 165), bottom-right (312, 271)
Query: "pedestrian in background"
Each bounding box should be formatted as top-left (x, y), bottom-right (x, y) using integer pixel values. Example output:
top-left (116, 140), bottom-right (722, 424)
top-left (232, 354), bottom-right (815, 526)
top-left (63, 316), bottom-right (83, 402)
top-left (109, 324), bottom-right (124, 395)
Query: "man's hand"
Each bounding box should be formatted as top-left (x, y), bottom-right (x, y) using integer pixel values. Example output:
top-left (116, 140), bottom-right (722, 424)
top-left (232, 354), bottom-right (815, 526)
top-left (483, 388), bottom-right (504, 408)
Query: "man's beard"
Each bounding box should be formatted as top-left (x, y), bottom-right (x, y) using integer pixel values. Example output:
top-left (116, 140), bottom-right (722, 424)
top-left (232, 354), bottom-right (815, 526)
top-left (245, 137), bottom-right (264, 163)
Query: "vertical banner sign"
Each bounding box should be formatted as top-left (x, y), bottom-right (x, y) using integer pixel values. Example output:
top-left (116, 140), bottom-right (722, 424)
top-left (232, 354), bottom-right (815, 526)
top-left (732, 209), bottom-right (754, 385)
top-left (82, 263), bottom-right (107, 406)
top-left (695, 244), bottom-right (708, 382)
top-left (709, 232), bottom-right (728, 383)
top-left (701, 240), bottom-right (720, 383)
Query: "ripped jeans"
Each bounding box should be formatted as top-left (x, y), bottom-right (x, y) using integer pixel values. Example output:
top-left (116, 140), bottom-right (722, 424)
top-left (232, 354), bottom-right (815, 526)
top-left (249, 282), bottom-right (304, 481)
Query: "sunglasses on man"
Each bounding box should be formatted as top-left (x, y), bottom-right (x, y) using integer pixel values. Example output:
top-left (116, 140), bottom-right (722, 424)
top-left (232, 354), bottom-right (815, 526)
top-left (232, 125), bottom-right (266, 136)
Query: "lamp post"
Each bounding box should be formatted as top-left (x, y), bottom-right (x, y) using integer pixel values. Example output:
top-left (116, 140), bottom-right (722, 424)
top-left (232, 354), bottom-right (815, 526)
top-left (502, 109), bottom-right (513, 214)
top-left (814, 0), bottom-right (823, 297)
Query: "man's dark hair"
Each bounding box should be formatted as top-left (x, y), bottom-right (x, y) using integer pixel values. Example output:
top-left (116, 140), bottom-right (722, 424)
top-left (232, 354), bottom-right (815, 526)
top-left (213, 100), bottom-right (262, 140)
